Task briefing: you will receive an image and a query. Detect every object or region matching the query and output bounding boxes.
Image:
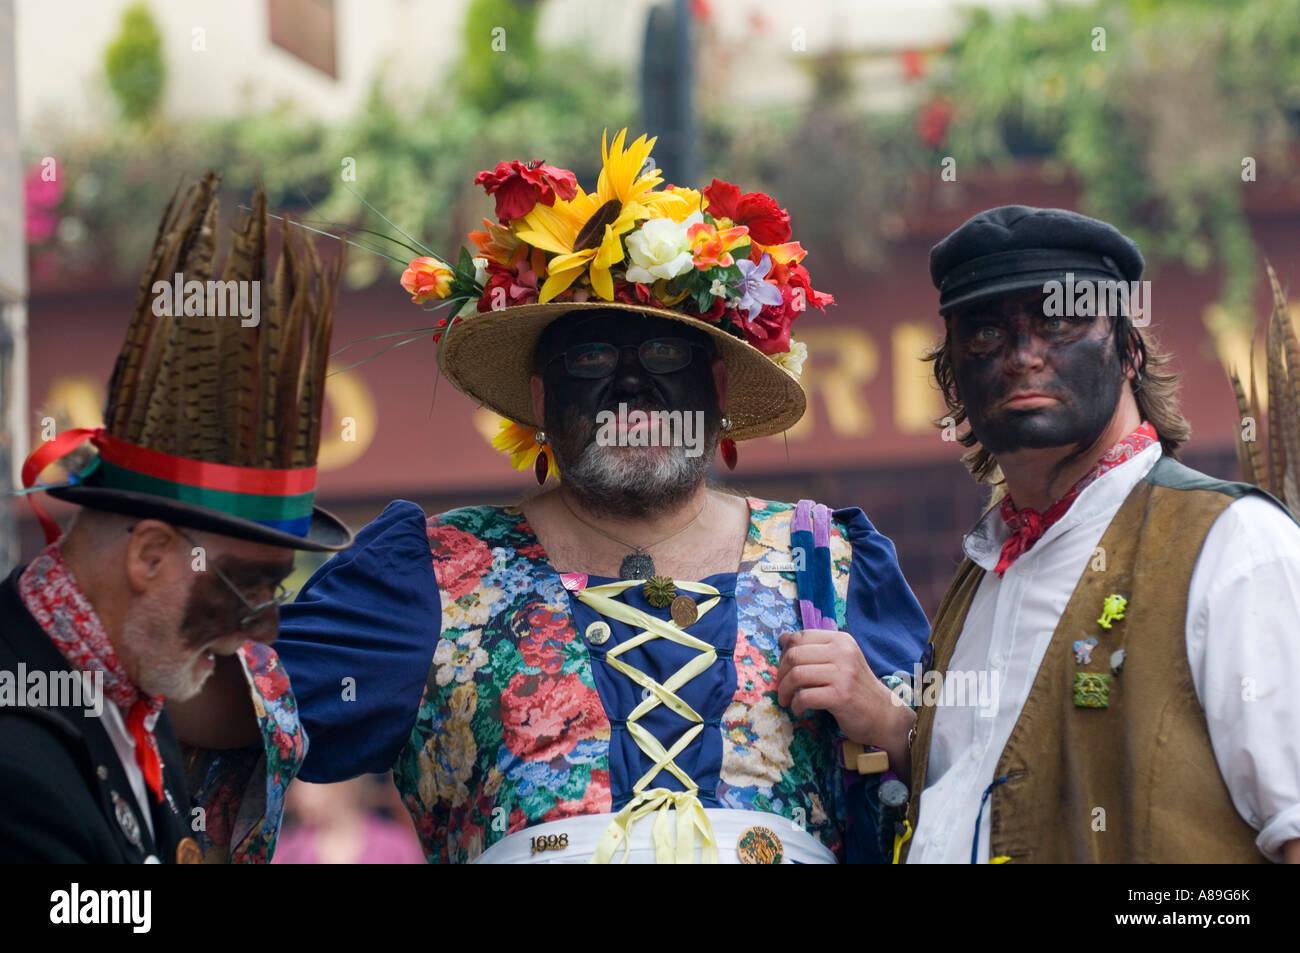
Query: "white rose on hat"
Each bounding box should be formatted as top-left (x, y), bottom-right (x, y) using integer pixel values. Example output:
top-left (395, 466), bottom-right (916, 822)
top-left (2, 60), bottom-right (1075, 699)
top-left (624, 211), bottom-right (701, 284)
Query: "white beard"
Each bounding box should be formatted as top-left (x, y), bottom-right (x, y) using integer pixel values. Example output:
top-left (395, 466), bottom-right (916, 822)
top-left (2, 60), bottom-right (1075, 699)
top-left (117, 595), bottom-right (214, 702)
top-left (561, 441), bottom-right (712, 519)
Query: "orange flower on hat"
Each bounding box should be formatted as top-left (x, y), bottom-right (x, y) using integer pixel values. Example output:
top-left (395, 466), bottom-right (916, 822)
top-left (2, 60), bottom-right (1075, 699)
top-left (400, 256), bottom-right (455, 303)
top-left (468, 218), bottom-right (522, 266)
top-left (688, 221), bottom-right (750, 269)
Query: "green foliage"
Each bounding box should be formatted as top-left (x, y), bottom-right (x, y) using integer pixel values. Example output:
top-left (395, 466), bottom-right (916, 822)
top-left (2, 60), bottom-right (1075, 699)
top-left (312, 48), bottom-right (634, 289)
top-left (28, 23), bottom-right (634, 292)
top-left (459, 0), bottom-right (541, 112)
top-left (939, 0), bottom-right (1300, 321)
top-left (104, 3), bottom-right (166, 124)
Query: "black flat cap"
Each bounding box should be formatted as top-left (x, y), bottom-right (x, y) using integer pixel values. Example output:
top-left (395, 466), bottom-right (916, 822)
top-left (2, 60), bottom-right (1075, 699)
top-left (930, 205), bottom-right (1144, 316)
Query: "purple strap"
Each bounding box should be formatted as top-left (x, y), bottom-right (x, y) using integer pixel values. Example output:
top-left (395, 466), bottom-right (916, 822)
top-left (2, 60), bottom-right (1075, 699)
top-left (794, 500), bottom-right (835, 631)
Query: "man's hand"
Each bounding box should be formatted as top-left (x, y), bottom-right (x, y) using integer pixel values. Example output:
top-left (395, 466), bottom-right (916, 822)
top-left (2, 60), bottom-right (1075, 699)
top-left (776, 628), bottom-right (914, 776)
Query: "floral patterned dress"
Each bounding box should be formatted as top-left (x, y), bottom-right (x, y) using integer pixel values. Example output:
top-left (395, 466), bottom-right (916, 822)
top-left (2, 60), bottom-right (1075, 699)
top-left (207, 497), bottom-right (929, 863)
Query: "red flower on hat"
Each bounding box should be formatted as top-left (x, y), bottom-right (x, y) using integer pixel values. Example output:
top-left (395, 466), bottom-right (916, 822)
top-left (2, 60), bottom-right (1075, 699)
top-left (784, 263), bottom-right (835, 311)
top-left (474, 159), bottom-right (579, 224)
top-left (702, 179), bottom-right (791, 246)
top-left (741, 294), bottom-right (798, 355)
top-left (613, 280), bottom-right (656, 306)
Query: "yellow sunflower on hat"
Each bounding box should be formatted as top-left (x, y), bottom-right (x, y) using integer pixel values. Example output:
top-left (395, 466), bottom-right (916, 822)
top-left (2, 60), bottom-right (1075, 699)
top-left (516, 130), bottom-right (690, 302)
top-left (379, 127), bottom-right (834, 480)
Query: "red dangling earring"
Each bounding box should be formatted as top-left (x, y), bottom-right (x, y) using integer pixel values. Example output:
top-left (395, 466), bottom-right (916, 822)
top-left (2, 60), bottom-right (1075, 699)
top-left (719, 417), bottom-right (737, 470)
top-left (534, 431), bottom-right (551, 484)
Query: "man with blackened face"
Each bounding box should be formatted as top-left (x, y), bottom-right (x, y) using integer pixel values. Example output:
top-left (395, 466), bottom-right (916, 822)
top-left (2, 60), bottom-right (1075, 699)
top-left (188, 132), bottom-right (934, 864)
top-left (948, 286), bottom-right (1135, 482)
top-left (253, 295), bottom-right (930, 864)
top-left (531, 310), bottom-right (724, 519)
top-left (893, 206), bottom-right (1300, 865)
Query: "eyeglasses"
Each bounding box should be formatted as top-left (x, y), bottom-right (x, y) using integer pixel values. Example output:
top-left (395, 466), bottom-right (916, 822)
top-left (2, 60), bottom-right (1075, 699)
top-left (174, 529), bottom-right (295, 628)
top-left (545, 337), bottom-right (709, 379)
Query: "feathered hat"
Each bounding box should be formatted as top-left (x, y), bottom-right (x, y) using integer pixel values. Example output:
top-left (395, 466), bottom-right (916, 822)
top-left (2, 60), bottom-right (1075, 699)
top-left (21, 172), bottom-right (353, 551)
top-left (1229, 262), bottom-right (1300, 514)
top-left (386, 129), bottom-right (833, 479)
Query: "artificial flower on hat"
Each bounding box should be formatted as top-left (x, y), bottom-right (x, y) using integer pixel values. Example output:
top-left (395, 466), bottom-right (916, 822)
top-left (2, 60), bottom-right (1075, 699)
top-left (384, 128), bottom-right (835, 476)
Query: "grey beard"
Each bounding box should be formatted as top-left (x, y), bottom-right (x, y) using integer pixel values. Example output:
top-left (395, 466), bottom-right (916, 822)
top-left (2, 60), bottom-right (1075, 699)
top-left (558, 438), bottom-right (718, 519)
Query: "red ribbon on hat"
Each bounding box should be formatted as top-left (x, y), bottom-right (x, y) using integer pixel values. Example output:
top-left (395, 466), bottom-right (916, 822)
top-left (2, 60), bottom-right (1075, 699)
top-left (20, 426), bottom-right (105, 545)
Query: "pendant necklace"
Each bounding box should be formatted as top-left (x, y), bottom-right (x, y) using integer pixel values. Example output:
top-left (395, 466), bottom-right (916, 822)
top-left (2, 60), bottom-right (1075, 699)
top-left (559, 494), bottom-right (708, 580)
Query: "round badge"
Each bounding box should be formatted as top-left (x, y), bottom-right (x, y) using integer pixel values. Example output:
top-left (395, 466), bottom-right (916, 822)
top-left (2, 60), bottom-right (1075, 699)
top-left (176, 837), bottom-right (202, 865)
top-left (736, 826), bottom-right (783, 864)
top-left (670, 595), bottom-right (698, 627)
top-left (111, 790), bottom-right (142, 849)
top-left (585, 621), bottom-right (611, 645)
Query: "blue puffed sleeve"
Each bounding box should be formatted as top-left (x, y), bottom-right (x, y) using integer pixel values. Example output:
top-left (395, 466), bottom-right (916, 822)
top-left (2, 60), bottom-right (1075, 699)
top-left (833, 506), bottom-right (930, 678)
top-left (275, 499), bottom-right (440, 783)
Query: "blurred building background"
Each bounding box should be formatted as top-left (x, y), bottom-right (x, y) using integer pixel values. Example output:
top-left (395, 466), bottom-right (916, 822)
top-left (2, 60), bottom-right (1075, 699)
top-left (8, 0), bottom-right (1300, 613)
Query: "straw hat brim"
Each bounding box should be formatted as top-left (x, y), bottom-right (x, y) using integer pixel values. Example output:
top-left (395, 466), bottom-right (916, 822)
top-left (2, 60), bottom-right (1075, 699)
top-left (47, 484), bottom-right (354, 552)
top-left (437, 302), bottom-right (806, 441)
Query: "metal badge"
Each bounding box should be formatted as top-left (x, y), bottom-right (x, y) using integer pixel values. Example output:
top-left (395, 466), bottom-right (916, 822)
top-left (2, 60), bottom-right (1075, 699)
top-left (585, 621), bottom-right (611, 645)
top-left (643, 576), bottom-right (677, 608)
top-left (736, 826), bottom-right (784, 864)
top-left (175, 837), bottom-right (202, 864)
top-left (670, 595), bottom-right (698, 627)
top-left (1073, 672), bottom-right (1111, 708)
top-left (111, 790), bottom-right (143, 850)
top-left (529, 832), bottom-right (569, 856)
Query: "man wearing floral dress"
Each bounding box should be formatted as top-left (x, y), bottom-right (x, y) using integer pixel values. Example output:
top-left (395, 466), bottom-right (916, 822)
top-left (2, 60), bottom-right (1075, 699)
top-left (182, 131), bottom-right (928, 863)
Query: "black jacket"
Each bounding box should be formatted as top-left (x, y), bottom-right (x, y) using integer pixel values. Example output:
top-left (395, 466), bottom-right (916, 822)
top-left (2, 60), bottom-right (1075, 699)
top-left (0, 567), bottom-right (195, 862)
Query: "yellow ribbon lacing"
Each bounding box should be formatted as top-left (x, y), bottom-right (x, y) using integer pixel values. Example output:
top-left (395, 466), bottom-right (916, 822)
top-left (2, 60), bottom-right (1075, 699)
top-left (579, 579), bottom-right (724, 864)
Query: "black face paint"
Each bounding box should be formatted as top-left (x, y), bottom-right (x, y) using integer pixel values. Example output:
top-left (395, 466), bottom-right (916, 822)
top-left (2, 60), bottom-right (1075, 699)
top-left (177, 559), bottom-right (287, 648)
top-left (177, 571), bottom-right (241, 649)
top-left (949, 290), bottom-right (1125, 457)
top-left (536, 312), bottom-right (721, 516)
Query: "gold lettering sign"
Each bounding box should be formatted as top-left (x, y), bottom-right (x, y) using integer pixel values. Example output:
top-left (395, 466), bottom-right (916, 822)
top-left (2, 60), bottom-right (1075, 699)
top-left (892, 322), bottom-right (947, 434)
top-left (783, 327), bottom-right (878, 440)
top-left (316, 365), bottom-right (376, 471)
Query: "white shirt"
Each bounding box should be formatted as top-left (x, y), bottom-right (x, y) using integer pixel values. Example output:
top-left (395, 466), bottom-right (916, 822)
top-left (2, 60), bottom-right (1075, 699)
top-left (908, 444), bottom-right (1300, 863)
top-left (101, 702), bottom-right (157, 842)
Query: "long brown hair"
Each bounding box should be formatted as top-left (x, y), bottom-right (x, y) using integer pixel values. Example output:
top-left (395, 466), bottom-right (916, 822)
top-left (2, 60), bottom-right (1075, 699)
top-left (924, 313), bottom-right (1192, 486)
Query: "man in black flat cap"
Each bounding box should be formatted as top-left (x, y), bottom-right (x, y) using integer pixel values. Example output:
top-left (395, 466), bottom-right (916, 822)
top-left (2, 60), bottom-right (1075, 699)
top-left (888, 205), bottom-right (1300, 863)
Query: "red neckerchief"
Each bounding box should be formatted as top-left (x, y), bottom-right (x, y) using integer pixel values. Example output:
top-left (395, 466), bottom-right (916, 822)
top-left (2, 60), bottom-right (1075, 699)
top-left (993, 421), bottom-right (1159, 577)
top-left (18, 543), bottom-right (166, 802)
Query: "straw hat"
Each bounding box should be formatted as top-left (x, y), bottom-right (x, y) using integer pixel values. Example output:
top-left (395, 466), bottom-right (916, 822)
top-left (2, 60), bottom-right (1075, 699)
top-left (438, 301), bottom-right (805, 441)
top-left (395, 129), bottom-right (833, 463)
